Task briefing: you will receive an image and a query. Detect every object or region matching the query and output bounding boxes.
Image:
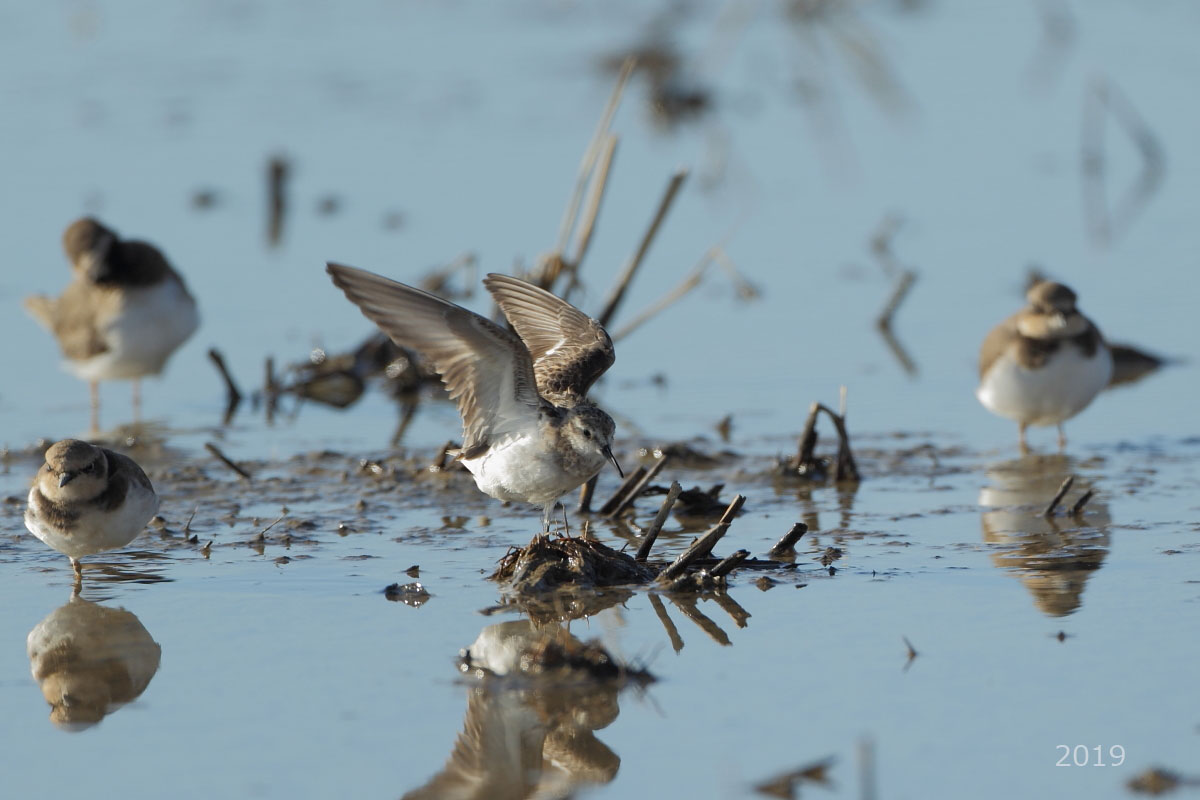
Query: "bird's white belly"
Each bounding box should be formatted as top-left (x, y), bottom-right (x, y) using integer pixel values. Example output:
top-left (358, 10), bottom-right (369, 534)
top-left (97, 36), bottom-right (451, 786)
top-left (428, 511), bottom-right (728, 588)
top-left (461, 433), bottom-right (594, 507)
top-left (978, 344), bottom-right (1112, 426)
top-left (25, 486), bottom-right (159, 559)
top-left (69, 280), bottom-right (199, 381)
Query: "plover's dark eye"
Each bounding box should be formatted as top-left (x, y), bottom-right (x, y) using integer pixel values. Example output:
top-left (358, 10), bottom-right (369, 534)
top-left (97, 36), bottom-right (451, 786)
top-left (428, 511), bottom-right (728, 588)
top-left (583, 430), bottom-right (592, 439)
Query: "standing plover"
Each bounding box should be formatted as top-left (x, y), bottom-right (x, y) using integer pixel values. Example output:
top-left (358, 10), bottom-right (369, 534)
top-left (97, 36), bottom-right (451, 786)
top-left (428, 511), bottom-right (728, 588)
top-left (327, 263), bottom-right (623, 530)
top-left (977, 281), bottom-right (1112, 451)
top-left (24, 440), bottom-right (160, 587)
top-left (25, 217), bottom-right (200, 431)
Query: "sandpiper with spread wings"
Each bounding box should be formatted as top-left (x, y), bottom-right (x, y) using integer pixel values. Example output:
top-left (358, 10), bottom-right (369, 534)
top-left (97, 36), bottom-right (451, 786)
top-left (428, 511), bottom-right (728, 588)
top-left (327, 263), bottom-right (624, 530)
top-left (977, 280), bottom-right (1112, 451)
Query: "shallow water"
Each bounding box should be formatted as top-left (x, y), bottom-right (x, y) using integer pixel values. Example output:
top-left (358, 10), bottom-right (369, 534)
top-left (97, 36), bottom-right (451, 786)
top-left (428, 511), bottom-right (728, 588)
top-left (1, 2), bottom-right (1198, 798)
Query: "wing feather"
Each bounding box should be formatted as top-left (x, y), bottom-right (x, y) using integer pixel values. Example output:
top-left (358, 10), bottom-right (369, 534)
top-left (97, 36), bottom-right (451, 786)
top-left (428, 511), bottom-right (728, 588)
top-left (327, 263), bottom-right (540, 450)
top-left (483, 274), bottom-right (614, 405)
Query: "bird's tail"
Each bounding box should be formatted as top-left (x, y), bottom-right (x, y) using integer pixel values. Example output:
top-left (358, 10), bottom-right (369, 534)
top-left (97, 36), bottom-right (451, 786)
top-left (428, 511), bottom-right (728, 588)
top-left (23, 295), bottom-right (55, 330)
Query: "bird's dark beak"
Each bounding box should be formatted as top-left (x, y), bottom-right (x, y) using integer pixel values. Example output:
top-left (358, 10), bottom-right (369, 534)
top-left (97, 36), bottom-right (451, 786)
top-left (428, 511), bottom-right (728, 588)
top-left (603, 446), bottom-right (624, 478)
top-left (58, 471), bottom-right (76, 488)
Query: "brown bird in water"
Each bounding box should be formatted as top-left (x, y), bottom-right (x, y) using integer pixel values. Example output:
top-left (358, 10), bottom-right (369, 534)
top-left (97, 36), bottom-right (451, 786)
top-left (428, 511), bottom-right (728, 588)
top-left (977, 281), bottom-right (1112, 451)
top-left (25, 218), bottom-right (199, 431)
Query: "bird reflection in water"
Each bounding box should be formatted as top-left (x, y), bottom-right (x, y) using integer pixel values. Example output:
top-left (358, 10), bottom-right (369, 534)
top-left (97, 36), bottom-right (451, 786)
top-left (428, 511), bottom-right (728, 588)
top-left (26, 595), bottom-right (161, 730)
top-left (979, 455), bottom-right (1111, 617)
top-left (402, 619), bottom-right (653, 800)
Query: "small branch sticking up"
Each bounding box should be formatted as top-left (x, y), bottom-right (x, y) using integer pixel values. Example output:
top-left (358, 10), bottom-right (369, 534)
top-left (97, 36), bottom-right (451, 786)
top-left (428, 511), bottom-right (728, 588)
top-left (1070, 488), bottom-right (1095, 517)
top-left (597, 465), bottom-right (648, 516)
top-left (790, 397), bottom-right (860, 483)
top-left (604, 457), bottom-right (669, 519)
top-left (768, 523), bottom-right (808, 558)
top-left (1043, 475), bottom-right (1075, 517)
top-left (658, 494), bottom-right (746, 582)
top-left (598, 168), bottom-right (690, 328)
top-left (208, 348), bottom-right (242, 425)
top-left (637, 481), bottom-right (682, 562)
top-left (554, 57), bottom-right (635, 257)
top-left (577, 475), bottom-right (599, 514)
top-left (204, 442), bottom-right (252, 481)
top-left (264, 357), bottom-right (278, 425)
top-left (611, 244), bottom-right (713, 343)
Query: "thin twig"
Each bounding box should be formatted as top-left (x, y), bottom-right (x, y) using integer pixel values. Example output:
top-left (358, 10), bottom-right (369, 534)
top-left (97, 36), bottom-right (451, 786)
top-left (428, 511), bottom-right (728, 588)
top-left (611, 247), bottom-right (713, 342)
top-left (876, 270), bottom-right (916, 330)
top-left (569, 133), bottom-right (618, 272)
top-left (1070, 488), bottom-right (1095, 517)
top-left (605, 457), bottom-right (669, 519)
top-left (204, 442), bottom-right (252, 481)
top-left (597, 465), bottom-right (648, 515)
top-left (554, 57), bottom-right (635, 255)
top-left (264, 357), bottom-right (277, 424)
top-left (598, 168), bottom-right (689, 328)
top-left (577, 474), bottom-right (598, 514)
top-left (184, 506), bottom-right (198, 535)
top-left (207, 348), bottom-right (243, 424)
top-left (1043, 475), bottom-right (1075, 517)
top-left (637, 481), bottom-right (682, 562)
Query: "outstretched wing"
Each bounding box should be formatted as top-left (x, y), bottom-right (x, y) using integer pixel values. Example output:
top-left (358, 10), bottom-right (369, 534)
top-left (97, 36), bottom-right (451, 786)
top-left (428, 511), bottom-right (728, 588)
top-left (327, 263), bottom-right (541, 450)
top-left (483, 274), bottom-right (614, 405)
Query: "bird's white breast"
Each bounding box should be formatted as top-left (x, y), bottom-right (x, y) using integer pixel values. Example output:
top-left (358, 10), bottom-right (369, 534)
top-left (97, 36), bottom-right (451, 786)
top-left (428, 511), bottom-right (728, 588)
top-left (69, 278), bottom-right (199, 381)
top-left (977, 343), bottom-right (1112, 427)
top-left (25, 483), bottom-right (159, 560)
top-left (460, 430), bottom-right (598, 508)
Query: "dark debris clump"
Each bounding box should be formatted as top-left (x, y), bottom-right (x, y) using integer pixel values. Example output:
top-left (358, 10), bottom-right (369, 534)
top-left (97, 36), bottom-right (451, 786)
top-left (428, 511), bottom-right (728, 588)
top-left (491, 534), bottom-right (655, 595)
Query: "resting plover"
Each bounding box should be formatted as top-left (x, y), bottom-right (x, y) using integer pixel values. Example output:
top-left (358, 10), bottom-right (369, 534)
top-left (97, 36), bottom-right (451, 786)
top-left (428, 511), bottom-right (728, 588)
top-left (25, 217), bottom-right (200, 431)
top-left (977, 281), bottom-right (1113, 451)
top-left (327, 263), bottom-right (623, 530)
top-left (24, 439), bottom-right (160, 587)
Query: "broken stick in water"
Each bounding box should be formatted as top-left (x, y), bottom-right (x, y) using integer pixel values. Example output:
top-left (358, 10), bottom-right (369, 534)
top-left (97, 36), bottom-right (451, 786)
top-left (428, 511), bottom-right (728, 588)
top-left (636, 480), bottom-right (682, 561)
top-left (1043, 475), bottom-right (1075, 517)
top-left (597, 465), bottom-right (648, 516)
top-left (1070, 488), bottom-right (1095, 517)
top-left (208, 348), bottom-right (243, 424)
top-left (658, 494), bottom-right (746, 582)
top-left (597, 168), bottom-right (690, 328)
top-left (204, 442), bottom-right (252, 481)
top-left (768, 522), bottom-right (808, 557)
top-left (604, 456), bottom-right (669, 519)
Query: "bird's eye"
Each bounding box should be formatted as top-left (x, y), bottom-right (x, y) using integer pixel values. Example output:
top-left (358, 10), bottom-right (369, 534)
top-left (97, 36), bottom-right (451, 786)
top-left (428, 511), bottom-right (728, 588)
top-left (82, 463), bottom-right (94, 474)
top-left (582, 430), bottom-right (592, 439)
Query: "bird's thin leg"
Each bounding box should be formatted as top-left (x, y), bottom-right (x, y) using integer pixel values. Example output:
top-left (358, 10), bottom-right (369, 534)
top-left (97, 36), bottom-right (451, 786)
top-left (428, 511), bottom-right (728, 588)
top-left (541, 503), bottom-right (553, 535)
top-left (70, 558), bottom-right (82, 593)
top-left (132, 379), bottom-right (142, 424)
top-left (1018, 422), bottom-right (1029, 455)
top-left (560, 502), bottom-right (570, 537)
top-left (89, 382), bottom-right (100, 433)
top-left (1057, 424), bottom-right (1067, 451)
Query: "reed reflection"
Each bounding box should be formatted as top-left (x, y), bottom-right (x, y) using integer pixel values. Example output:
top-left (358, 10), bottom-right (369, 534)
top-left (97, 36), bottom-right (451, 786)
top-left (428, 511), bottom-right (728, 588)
top-left (979, 455), bottom-right (1111, 617)
top-left (402, 619), bottom-right (652, 800)
top-left (26, 595), bottom-right (161, 730)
